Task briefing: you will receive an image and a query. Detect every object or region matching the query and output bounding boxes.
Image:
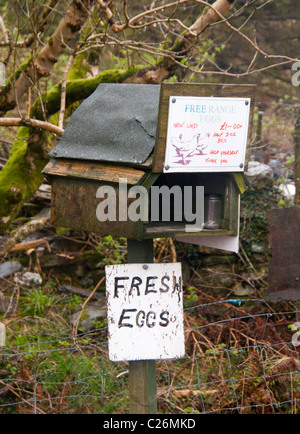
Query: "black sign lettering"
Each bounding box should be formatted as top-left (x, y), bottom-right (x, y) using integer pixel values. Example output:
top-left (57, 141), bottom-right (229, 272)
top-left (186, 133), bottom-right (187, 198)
top-left (129, 276), bottom-right (142, 296)
top-left (114, 277), bottom-right (130, 298)
top-left (159, 311), bottom-right (170, 327)
top-left (172, 275), bottom-right (182, 302)
top-left (145, 276), bottom-right (158, 295)
top-left (146, 311), bottom-right (156, 328)
top-left (160, 275), bottom-right (170, 293)
top-left (136, 310), bottom-right (145, 327)
top-left (118, 308), bottom-right (137, 328)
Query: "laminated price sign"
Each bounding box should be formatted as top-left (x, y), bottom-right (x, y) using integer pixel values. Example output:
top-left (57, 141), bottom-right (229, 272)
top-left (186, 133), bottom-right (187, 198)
top-left (105, 262), bottom-right (185, 362)
top-left (164, 96), bottom-right (251, 173)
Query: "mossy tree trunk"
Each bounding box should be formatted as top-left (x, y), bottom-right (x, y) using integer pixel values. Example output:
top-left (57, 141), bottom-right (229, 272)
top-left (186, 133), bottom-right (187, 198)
top-left (0, 127), bottom-right (51, 232)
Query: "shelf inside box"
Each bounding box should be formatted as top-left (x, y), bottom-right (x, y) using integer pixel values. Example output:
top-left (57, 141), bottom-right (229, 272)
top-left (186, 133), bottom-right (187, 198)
top-left (144, 222), bottom-right (234, 238)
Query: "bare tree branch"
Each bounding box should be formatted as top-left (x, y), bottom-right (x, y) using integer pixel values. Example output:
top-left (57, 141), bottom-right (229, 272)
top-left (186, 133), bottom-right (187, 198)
top-left (123, 0), bottom-right (238, 83)
top-left (85, 0), bottom-right (299, 81)
top-left (0, 0), bottom-right (93, 116)
top-left (96, 0), bottom-right (127, 32)
top-left (190, 0), bottom-right (235, 35)
top-left (0, 117), bottom-right (63, 136)
top-left (0, 14), bottom-right (9, 45)
top-left (59, 50), bottom-right (76, 129)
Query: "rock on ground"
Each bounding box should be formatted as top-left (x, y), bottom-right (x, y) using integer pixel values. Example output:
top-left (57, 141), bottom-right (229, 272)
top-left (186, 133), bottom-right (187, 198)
top-left (0, 261), bottom-right (22, 278)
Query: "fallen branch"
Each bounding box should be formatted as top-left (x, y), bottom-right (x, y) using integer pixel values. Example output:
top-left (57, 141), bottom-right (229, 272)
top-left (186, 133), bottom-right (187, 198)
top-left (0, 217), bottom-right (50, 256)
top-left (58, 284), bottom-right (101, 299)
top-left (9, 237), bottom-right (51, 253)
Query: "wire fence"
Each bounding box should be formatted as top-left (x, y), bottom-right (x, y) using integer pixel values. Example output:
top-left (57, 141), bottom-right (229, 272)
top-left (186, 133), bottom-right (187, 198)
top-left (0, 101), bottom-right (298, 414)
top-left (1, 296), bottom-right (300, 414)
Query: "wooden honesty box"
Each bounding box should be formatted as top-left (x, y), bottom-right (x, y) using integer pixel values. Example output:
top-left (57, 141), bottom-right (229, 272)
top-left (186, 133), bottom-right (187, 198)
top-left (43, 83), bottom-right (255, 251)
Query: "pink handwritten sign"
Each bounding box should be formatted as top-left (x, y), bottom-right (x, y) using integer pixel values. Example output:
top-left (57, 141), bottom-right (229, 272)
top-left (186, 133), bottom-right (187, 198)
top-left (164, 96), bottom-right (251, 173)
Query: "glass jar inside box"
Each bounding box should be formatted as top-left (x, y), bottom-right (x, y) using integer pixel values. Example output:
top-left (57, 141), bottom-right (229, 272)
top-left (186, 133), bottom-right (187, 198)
top-left (204, 194), bottom-right (222, 229)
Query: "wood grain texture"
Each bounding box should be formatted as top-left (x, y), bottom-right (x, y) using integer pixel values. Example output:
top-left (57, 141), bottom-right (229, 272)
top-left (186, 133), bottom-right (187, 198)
top-left (43, 159), bottom-right (148, 186)
top-left (51, 178), bottom-right (144, 239)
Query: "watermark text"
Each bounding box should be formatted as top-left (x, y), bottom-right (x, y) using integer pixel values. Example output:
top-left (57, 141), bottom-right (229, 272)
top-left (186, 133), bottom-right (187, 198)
top-left (96, 178), bottom-right (204, 232)
top-left (292, 62), bottom-right (300, 87)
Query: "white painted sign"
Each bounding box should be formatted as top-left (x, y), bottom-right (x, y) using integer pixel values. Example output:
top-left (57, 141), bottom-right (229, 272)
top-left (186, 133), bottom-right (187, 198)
top-left (164, 96), bottom-right (251, 173)
top-left (105, 263), bottom-right (185, 362)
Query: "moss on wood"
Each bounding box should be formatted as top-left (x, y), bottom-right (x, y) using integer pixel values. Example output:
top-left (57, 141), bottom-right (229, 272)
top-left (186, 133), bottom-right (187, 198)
top-left (0, 127), bottom-right (51, 232)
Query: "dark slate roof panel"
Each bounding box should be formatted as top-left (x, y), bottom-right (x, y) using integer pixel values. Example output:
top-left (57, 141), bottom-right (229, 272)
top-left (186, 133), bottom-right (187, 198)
top-left (49, 83), bottom-right (161, 164)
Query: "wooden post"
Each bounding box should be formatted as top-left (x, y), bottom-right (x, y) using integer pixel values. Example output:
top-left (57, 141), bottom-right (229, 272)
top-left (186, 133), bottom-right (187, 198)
top-left (127, 239), bottom-right (157, 414)
top-left (128, 360), bottom-right (157, 414)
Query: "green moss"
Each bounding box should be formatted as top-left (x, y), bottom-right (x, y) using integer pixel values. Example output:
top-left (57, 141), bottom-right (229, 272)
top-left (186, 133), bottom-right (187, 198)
top-left (50, 111), bottom-right (59, 127)
top-left (67, 53), bottom-right (92, 81)
top-left (0, 127), bottom-right (50, 232)
top-left (9, 126), bottom-right (29, 156)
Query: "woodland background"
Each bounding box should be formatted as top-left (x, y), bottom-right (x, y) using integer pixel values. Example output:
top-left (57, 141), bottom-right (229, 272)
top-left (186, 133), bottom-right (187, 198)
top-left (0, 0), bottom-right (300, 414)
